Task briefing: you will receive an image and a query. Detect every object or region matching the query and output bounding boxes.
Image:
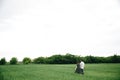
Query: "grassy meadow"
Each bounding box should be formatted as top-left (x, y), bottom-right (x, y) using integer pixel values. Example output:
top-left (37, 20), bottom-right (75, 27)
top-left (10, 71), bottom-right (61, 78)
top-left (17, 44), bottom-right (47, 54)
top-left (0, 64), bottom-right (120, 80)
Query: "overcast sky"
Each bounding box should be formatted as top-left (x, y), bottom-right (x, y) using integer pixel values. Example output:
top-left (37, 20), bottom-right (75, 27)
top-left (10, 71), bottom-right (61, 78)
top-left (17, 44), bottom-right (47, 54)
top-left (0, 0), bottom-right (120, 61)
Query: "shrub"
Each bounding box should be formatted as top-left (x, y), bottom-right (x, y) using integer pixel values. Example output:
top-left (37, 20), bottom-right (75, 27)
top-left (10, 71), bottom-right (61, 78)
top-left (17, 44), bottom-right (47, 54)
top-left (23, 57), bottom-right (31, 64)
top-left (10, 57), bottom-right (18, 64)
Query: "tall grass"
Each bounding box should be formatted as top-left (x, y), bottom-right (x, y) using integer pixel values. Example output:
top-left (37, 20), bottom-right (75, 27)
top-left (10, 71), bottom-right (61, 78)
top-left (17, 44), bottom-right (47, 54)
top-left (0, 64), bottom-right (120, 80)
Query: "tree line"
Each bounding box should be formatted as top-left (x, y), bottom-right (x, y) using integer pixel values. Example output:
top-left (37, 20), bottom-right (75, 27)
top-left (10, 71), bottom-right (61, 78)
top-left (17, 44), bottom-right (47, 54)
top-left (0, 54), bottom-right (120, 65)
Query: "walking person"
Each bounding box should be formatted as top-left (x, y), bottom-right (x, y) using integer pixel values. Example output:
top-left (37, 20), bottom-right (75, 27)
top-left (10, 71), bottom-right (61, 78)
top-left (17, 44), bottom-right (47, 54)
top-left (80, 60), bottom-right (85, 75)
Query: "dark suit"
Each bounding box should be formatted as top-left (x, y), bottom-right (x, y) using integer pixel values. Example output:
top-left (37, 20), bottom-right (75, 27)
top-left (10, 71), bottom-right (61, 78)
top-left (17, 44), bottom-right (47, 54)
top-left (75, 63), bottom-right (81, 73)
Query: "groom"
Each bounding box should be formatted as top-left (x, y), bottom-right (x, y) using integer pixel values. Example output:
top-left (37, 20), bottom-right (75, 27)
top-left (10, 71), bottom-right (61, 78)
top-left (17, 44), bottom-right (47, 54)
top-left (80, 60), bottom-right (85, 75)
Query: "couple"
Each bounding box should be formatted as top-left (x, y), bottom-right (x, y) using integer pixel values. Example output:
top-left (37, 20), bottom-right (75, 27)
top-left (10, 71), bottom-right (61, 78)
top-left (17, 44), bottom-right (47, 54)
top-left (75, 60), bottom-right (85, 75)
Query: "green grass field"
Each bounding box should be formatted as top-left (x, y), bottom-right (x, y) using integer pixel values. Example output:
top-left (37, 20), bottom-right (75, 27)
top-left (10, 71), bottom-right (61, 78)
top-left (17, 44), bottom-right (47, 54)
top-left (0, 64), bottom-right (120, 80)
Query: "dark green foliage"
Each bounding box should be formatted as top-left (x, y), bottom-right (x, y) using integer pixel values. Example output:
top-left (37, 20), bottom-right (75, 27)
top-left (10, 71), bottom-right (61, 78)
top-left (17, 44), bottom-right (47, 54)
top-left (0, 58), bottom-right (6, 65)
top-left (33, 54), bottom-right (120, 64)
top-left (84, 55), bottom-right (120, 63)
top-left (47, 54), bottom-right (65, 64)
top-left (2, 54), bottom-right (120, 64)
top-left (22, 57), bottom-right (31, 64)
top-left (63, 54), bottom-right (77, 64)
top-left (33, 54), bottom-right (78, 64)
top-left (110, 55), bottom-right (120, 63)
top-left (85, 56), bottom-right (100, 63)
top-left (10, 57), bottom-right (18, 65)
top-left (33, 57), bottom-right (46, 64)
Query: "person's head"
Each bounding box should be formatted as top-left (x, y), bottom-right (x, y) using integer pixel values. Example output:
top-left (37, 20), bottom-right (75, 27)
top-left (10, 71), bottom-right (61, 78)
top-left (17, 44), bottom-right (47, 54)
top-left (80, 59), bottom-right (83, 62)
top-left (76, 61), bottom-right (80, 64)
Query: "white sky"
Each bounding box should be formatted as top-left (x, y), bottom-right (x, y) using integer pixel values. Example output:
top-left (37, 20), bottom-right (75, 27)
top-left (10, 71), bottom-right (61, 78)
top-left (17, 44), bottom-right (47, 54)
top-left (0, 0), bottom-right (120, 61)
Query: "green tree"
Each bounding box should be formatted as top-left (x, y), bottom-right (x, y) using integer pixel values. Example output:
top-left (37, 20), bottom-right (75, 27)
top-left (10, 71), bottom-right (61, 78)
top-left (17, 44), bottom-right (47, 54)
top-left (33, 57), bottom-right (46, 64)
top-left (10, 57), bottom-right (18, 65)
top-left (85, 55), bottom-right (96, 63)
top-left (64, 53), bottom-right (77, 64)
top-left (23, 57), bottom-right (31, 64)
top-left (48, 55), bottom-right (63, 64)
top-left (0, 58), bottom-right (6, 65)
top-left (110, 55), bottom-right (120, 63)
